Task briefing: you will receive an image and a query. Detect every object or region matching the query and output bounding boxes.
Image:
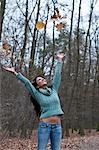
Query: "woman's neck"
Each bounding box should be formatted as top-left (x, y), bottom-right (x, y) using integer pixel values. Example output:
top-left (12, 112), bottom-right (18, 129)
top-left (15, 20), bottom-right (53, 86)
top-left (39, 85), bottom-right (47, 89)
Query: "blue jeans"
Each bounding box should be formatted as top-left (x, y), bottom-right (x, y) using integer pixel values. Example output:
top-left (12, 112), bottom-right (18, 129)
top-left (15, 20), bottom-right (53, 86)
top-left (37, 122), bottom-right (62, 150)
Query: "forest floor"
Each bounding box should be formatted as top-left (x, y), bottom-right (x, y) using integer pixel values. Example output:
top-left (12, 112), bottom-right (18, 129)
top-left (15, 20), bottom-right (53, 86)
top-left (0, 130), bottom-right (99, 150)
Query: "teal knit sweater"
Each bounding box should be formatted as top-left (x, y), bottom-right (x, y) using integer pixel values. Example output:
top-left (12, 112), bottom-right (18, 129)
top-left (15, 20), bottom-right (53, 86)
top-left (16, 61), bottom-right (64, 119)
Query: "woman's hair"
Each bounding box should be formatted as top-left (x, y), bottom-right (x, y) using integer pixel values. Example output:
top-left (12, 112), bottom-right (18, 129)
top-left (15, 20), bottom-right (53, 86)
top-left (30, 75), bottom-right (44, 118)
top-left (30, 95), bottom-right (41, 117)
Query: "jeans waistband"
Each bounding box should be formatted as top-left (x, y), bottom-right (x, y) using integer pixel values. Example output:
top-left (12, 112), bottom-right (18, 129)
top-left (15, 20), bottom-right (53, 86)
top-left (39, 121), bottom-right (61, 128)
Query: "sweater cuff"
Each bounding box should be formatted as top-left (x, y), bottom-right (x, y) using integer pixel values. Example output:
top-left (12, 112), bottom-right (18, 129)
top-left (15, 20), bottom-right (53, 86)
top-left (14, 72), bottom-right (18, 75)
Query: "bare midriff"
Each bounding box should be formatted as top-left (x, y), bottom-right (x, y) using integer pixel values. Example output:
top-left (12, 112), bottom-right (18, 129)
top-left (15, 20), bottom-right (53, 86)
top-left (40, 116), bottom-right (61, 124)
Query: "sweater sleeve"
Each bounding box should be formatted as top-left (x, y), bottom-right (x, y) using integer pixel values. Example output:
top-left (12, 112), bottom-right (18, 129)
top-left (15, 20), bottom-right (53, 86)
top-left (52, 60), bottom-right (63, 92)
top-left (16, 73), bottom-right (37, 96)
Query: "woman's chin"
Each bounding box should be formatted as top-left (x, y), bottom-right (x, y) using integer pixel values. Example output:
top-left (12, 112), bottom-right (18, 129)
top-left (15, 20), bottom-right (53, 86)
top-left (42, 83), bottom-right (47, 87)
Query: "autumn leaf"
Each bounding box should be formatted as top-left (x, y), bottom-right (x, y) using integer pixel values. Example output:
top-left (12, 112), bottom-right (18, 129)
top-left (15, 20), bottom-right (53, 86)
top-left (2, 43), bottom-right (10, 51)
top-left (36, 21), bottom-right (45, 29)
top-left (55, 22), bottom-right (65, 30)
top-left (55, 8), bottom-right (61, 18)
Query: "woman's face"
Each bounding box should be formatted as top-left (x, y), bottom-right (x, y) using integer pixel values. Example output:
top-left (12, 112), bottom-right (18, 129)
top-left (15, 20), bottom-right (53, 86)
top-left (36, 76), bottom-right (47, 88)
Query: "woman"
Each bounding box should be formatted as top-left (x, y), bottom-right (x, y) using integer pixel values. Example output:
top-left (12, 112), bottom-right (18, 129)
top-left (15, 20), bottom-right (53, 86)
top-left (3, 52), bottom-right (65, 150)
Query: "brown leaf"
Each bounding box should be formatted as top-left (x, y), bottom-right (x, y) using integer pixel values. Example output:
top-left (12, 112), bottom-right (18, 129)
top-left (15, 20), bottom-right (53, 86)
top-left (55, 22), bottom-right (65, 30)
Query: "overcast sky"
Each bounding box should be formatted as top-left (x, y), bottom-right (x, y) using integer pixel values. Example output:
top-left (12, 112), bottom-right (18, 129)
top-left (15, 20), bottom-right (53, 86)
top-left (60, 0), bottom-right (99, 14)
top-left (4, 0), bottom-right (99, 38)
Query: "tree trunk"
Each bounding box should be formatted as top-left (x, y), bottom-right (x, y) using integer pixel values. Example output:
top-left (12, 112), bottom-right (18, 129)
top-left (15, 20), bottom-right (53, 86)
top-left (29, 0), bottom-right (41, 76)
top-left (20, 0), bottom-right (29, 70)
top-left (63, 0), bottom-right (75, 137)
top-left (77, 0), bottom-right (94, 131)
top-left (49, 20), bottom-right (55, 78)
top-left (68, 0), bottom-right (75, 77)
top-left (42, 4), bottom-right (49, 71)
top-left (0, 0), bottom-right (6, 40)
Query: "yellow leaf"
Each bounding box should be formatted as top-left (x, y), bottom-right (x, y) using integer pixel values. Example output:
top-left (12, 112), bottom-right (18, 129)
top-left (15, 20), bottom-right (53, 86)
top-left (36, 21), bottom-right (45, 29)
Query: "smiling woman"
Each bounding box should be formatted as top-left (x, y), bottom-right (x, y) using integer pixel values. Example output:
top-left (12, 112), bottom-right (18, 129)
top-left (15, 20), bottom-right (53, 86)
top-left (36, 76), bottom-right (47, 88)
top-left (3, 52), bottom-right (65, 150)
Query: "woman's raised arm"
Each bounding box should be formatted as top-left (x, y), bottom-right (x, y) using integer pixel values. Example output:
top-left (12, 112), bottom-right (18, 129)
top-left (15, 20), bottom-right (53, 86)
top-left (3, 67), bottom-right (37, 97)
top-left (52, 52), bottom-right (65, 92)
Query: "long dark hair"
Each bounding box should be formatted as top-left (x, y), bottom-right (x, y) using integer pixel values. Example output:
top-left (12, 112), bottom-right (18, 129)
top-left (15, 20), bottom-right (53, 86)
top-left (30, 76), bottom-right (44, 118)
top-left (30, 95), bottom-right (41, 117)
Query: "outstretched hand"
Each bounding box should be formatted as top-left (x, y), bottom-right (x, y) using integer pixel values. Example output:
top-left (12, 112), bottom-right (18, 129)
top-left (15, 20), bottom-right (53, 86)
top-left (3, 67), bottom-right (16, 74)
top-left (56, 52), bottom-right (65, 61)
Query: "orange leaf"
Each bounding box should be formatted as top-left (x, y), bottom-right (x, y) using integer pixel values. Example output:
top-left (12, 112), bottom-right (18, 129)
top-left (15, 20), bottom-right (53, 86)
top-left (55, 23), bottom-right (65, 30)
top-left (36, 21), bottom-right (45, 29)
top-left (2, 43), bottom-right (10, 50)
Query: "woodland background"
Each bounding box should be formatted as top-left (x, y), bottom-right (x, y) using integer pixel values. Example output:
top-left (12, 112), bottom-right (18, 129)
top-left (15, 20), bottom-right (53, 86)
top-left (0, 0), bottom-right (99, 140)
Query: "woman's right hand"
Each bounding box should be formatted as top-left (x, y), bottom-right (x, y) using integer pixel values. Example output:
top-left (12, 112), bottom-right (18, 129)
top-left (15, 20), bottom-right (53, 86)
top-left (56, 52), bottom-right (65, 61)
top-left (3, 67), bottom-right (17, 74)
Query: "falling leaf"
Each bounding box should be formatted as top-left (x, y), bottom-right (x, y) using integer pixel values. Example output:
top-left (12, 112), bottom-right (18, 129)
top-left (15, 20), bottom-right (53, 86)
top-left (55, 8), bottom-right (61, 18)
top-left (51, 8), bottom-right (66, 21)
top-left (51, 15), bottom-right (58, 20)
top-left (55, 22), bottom-right (65, 30)
top-left (50, 11), bottom-right (58, 20)
top-left (36, 21), bottom-right (45, 29)
top-left (2, 42), bottom-right (10, 51)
